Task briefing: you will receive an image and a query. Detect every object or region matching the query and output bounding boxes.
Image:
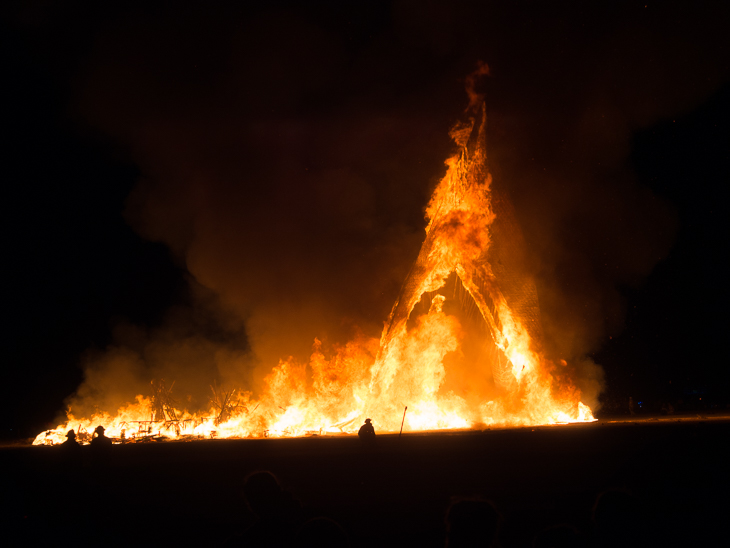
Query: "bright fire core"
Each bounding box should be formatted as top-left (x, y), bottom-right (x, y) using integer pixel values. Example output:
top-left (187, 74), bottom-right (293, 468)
top-left (35, 100), bottom-right (594, 446)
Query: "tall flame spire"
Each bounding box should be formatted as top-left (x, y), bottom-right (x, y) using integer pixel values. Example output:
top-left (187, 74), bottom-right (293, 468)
top-left (35, 98), bottom-right (593, 447)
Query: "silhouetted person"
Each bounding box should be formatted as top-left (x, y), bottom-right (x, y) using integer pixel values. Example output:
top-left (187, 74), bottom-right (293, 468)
top-left (60, 429), bottom-right (82, 456)
top-left (358, 418), bottom-right (375, 441)
top-left (628, 397), bottom-right (635, 416)
top-left (58, 429), bottom-right (82, 470)
top-left (591, 490), bottom-right (642, 548)
top-left (89, 425), bottom-right (113, 466)
top-left (445, 498), bottom-right (500, 548)
top-left (295, 517), bottom-right (350, 548)
top-left (90, 425), bottom-right (112, 448)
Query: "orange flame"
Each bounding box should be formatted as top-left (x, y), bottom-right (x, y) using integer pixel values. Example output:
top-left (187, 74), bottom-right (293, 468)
top-left (34, 99), bottom-right (594, 446)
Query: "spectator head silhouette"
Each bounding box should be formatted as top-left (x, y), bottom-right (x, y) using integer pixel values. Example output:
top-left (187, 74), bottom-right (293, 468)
top-left (445, 498), bottom-right (500, 547)
top-left (66, 429), bottom-right (76, 440)
top-left (243, 471), bottom-right (284, 519)
top-left (94, 425), bottom-right (105, 435)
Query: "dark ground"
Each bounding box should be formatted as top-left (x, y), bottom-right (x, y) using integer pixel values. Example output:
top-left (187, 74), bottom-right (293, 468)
top-left (2, 417), bottom-right (728, 547)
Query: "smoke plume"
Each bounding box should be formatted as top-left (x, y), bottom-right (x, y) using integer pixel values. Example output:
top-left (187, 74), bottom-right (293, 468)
top-left (54, 2), bottom-right (729, 415)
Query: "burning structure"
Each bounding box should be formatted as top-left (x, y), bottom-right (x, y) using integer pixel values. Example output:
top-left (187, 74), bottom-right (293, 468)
top-left (35, 90), bottom-right (594, 446)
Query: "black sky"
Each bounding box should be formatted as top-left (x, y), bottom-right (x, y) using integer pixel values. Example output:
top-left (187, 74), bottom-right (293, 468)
top-left (2, 1), bottom-right (729, 438)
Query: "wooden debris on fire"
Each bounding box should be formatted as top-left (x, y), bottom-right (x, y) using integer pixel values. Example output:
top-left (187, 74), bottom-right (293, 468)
top-left (76, 424), bottom-right (92, 444)
top-left (151, 378), bottom-right (179, 422)
top-left (209, 381), bottom-right (248, 426)
top-left (129, 420), bottom-right (157, 442)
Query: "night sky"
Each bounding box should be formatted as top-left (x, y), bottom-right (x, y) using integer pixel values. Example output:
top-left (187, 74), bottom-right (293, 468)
top-left (2, 1), bottom-right (729, 439)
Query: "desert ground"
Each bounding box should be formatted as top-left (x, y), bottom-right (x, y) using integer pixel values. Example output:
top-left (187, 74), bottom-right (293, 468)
top-left (2, 416), bottom-right (728, 547)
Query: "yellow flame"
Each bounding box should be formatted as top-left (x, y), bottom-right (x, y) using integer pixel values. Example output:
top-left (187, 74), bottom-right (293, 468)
top-left (34, 103), bottom-right (595, 446)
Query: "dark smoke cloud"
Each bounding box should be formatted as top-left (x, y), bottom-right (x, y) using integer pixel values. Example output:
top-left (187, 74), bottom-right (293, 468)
top-left (64, 309), bottom-right (252, 421)
top-left (48, 1), bottom-right (729, 411)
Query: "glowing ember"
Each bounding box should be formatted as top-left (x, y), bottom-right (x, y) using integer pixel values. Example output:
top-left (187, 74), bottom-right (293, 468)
top-left (34, 94), bottom-right (594, 446)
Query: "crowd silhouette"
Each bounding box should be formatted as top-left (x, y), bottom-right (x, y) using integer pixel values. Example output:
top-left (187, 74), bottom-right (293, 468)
top-left (45, 426), bottom-right (675, 547)
top-left (217, 471), bottom-right (647, 547)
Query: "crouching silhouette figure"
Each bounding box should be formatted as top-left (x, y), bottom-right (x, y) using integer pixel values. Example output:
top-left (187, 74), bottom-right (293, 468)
top-left (358, 418), bottom-right (375, 441)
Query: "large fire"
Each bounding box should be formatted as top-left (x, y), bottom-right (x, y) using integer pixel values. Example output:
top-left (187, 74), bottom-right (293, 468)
top-left (35, 97), bottom-right (594, 446)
